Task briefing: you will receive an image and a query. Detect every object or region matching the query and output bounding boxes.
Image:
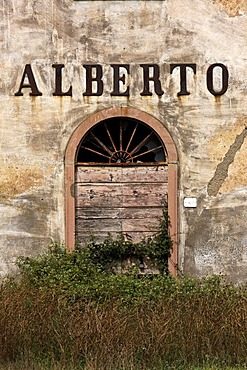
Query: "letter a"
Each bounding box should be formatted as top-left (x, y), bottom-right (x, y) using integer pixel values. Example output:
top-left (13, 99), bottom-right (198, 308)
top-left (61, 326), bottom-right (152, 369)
top-left (15, 64), bottom-right (42, 96)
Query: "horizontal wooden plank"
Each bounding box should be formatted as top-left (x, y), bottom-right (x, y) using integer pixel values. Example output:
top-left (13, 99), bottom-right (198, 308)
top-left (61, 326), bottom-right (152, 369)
top-left (76, 165), bottom-right (168, 183)
top-left (122, 218), bottom-right (160, 232)
top-left (120, 207), bottom-right (163, 219)
top-left (75, 207), bottom-right (163, 220)
top-left (75, 184), bottom-right (122, 207)
top-left (75, 183), bottom-right (167, 207)
top-left (76, 208), bottom-right (122, 219)
top-left (122, 184), bottom-right (167, 207)
top-left (76, 231), bottom-right (156, 245)
top-left (76, 218), bottom-right (122, 233)
top-left (76, 217), bottom-right (160, 234)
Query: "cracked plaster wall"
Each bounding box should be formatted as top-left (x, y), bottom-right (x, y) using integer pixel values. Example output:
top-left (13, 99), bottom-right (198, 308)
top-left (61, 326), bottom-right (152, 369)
top-left (0, 0), bottom-right (247, 281)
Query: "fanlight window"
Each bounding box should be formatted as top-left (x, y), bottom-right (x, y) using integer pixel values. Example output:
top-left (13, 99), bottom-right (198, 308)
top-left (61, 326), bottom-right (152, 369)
top-left (76, 117), bottom-right (167, 164)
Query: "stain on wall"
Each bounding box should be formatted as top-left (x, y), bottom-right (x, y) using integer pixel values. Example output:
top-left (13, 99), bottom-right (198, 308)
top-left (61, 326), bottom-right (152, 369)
top-left (0, 164), bottom-right (44, 200)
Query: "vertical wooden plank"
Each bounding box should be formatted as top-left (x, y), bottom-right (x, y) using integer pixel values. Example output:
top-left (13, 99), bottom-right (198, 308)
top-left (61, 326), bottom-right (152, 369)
top-left (168, 163), bottom-right (178, 276)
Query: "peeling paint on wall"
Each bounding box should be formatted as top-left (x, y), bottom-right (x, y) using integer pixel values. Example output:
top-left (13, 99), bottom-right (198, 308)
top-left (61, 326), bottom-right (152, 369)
top-left (220, 138), bottom-right (247, 193)
top-left (207, 128), bottom-right (247, 196)
top-left (207, 118), bottom-right (247, 196)
top-left (212, 0), bottom-right (247, 16)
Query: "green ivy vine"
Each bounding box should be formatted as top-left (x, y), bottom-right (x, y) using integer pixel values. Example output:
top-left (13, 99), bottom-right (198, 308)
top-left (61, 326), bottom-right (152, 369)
top-left (83, 206), bottom-right (173, 275)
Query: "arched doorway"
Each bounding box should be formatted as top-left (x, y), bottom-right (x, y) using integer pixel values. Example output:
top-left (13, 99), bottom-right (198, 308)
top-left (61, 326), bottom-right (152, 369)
top-left (65, 107), bottom-right (178, 275)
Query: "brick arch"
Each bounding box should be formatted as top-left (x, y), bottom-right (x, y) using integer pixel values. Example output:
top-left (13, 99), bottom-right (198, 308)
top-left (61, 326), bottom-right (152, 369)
top-left (65, 107), bottom-right (178, 275)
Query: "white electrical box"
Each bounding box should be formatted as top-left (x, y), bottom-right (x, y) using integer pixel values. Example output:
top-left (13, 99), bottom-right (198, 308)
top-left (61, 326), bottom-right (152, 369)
top-left (184, 197), bottom-right (197, 208)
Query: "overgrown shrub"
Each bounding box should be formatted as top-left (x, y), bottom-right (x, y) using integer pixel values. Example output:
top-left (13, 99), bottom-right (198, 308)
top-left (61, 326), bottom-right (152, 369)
top-left (15, 242), bottom-right (175, 303)
top-left (15, 207), bottom-right (173, 302)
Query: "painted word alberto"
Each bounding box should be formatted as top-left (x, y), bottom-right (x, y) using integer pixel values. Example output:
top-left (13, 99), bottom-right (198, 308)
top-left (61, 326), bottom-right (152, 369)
top-left (14, 63), bottom-right (229, 97)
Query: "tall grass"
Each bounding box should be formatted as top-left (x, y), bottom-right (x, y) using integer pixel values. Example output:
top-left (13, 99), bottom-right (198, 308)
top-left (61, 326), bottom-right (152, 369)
top-left (1, 275), bottom-right (246, 369)
top-left (0, 244), bottom-right (246, 369)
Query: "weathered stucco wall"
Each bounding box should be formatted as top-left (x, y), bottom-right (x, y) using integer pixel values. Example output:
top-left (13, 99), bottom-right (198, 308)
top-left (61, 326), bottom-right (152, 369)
top-left (0, 0), bottom-right (247, 281)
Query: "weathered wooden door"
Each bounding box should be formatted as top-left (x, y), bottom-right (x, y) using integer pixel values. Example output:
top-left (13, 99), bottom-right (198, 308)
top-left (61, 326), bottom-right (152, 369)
top-left (75, 165), bottom-right (168, 243)
top-left (75, 117), bottom-right (168, 245)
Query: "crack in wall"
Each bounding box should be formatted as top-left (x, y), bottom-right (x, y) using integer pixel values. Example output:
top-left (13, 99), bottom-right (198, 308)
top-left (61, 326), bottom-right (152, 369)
top-left (207, 127), bottom-right (247, 196)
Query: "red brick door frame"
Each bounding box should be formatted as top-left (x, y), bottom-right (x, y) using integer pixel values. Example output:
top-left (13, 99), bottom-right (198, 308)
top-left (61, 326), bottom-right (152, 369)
top-left (65, 107), bottom-right (178, 275)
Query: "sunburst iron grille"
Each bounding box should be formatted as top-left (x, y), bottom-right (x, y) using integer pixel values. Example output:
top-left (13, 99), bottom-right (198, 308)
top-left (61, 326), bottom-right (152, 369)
top-left (76, 117), bottom-right (166, 164)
